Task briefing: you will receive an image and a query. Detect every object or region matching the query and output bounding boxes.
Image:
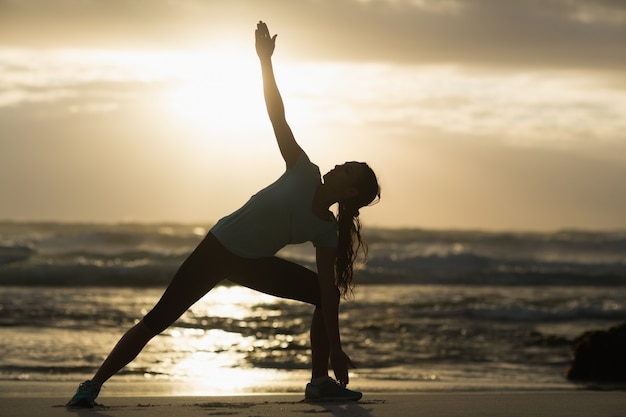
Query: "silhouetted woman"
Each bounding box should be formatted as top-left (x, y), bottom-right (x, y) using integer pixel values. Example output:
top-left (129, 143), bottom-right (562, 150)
top-left (67, 21), bottom-right (380, 407)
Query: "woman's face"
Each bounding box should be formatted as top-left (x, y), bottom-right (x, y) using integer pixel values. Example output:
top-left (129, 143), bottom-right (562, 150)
top-left (323, 162), bottom-right (365, 197)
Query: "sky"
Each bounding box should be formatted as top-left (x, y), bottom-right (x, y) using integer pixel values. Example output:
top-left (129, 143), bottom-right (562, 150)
top-left (1, 0), bottom-right (625, 231)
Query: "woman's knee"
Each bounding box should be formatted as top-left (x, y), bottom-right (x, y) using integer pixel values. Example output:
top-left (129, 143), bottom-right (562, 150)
top-left (142, 313), bottom-right (172, 335)
top-left (137, 318), bottom-right (160, 337)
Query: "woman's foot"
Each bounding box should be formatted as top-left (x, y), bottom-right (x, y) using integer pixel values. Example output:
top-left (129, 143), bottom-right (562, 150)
top-left (66, 380), bottom-right (101, 408)
top-left (304, 376), bottom-right (362, 402)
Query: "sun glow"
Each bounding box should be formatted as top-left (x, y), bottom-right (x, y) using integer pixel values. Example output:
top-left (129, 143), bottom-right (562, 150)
top-left (163, 46), bottom-right (268, 136)
top-left (59, 46), bottom-right (272, 146)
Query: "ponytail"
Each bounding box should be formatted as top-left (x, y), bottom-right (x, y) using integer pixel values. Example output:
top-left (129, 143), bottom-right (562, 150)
top-left (334, 164), bottom-right (380, 298)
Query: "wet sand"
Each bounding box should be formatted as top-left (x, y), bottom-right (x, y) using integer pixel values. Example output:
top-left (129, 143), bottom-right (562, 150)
top-left (1, 381), bottom-right (624, 417)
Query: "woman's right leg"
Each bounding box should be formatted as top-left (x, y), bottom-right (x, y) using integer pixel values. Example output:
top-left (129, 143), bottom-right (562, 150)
top-left (91, 233), bottom-right (230, 386)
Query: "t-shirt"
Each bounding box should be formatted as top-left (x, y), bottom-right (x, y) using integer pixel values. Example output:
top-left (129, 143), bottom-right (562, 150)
top-left (210, 152), bottom-right (338, 258)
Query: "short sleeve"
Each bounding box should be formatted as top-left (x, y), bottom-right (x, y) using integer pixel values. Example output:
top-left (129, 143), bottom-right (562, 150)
top-left (312, 217), bottom-right (338, 249)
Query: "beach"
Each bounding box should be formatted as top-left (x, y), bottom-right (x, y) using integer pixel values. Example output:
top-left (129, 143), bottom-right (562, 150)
top-left (1, 223), bottom-right (625, 414)
top-left (1, 380), bottom-right (625, 417)
top-left (3, 0), bottom-right (626, 412)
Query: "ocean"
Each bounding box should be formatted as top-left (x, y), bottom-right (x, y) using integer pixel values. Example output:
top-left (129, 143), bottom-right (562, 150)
top-left (1, 221), bottom-right (625, 394)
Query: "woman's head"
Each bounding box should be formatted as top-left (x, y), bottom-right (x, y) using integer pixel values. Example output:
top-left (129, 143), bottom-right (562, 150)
top-left (333, 161), bottom-right (380, 298)
top-left (324, 162), bottom-right (380, 211)
top-left (345, 162), bottom-right (380, 213)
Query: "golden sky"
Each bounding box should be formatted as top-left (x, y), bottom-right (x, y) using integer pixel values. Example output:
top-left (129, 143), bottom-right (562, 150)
top-left (1, 0), bottom-right (625, 230)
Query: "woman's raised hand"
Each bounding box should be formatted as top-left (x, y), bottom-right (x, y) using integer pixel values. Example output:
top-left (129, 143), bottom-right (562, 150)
top-left (255, 21), bottom-right (277, 59)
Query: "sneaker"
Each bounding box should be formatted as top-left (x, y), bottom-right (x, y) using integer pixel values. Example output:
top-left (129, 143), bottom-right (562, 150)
top-left (66, 380), bottom-right (101, 408)
top-left (305, 377), bottom-right (362, 402)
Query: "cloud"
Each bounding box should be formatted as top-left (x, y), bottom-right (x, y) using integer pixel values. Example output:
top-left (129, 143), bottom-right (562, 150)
top-left (3, 49), bottom-right (625, 149)
top-left (278, 63), bottom-right (626, 148)
top-left (1, 0), bottom-right (624, 71)
top-left (562, 0), bottom-right (626, 24)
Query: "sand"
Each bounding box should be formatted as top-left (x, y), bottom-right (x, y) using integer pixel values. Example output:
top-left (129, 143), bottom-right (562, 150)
top-left (1, 382), bottom-right (625, 417)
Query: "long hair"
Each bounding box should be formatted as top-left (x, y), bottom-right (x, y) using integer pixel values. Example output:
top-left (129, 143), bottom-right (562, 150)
top-left (335, 163), bottom-right (380, 298)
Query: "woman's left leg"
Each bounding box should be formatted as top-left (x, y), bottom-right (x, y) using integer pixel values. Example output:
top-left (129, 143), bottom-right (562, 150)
top-left (227, 256), bottom-right (335, 379)
top-left (310, 306), bottom-right (331, 379)
top-left (227, 256), bottom-right (321, 304)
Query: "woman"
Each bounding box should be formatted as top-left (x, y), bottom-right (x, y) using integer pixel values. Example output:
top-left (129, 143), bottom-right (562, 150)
top-left (67, 21), bottom-right (380, 407)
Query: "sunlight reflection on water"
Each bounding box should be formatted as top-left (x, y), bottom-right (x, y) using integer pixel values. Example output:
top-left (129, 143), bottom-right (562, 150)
top-left (189, 285), bottom-right (280, 320)
top-left (4, 283), bottom-right (623, 394)
top-left (137, 286), bottom-right (306, 393)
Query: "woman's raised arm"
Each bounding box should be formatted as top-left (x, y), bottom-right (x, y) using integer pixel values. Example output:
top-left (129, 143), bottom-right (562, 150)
top-left (255, 21), bottom-right (302, 168)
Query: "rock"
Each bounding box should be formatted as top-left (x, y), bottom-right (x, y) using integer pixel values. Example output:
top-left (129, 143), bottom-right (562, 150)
top-left (567, 323), bottom-right (626, 382)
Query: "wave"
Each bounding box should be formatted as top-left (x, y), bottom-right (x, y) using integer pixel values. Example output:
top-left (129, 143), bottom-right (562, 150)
top-left (1, 252), bottom-right (624, 287)
top-left (0, 222), bottom-right (624, 286)
top-left (360, 251), bottom-right (626, 286)
top-left (0, 245), bottom-right (34, 265)
top-left (424, 303), bottom-right (626, 323)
